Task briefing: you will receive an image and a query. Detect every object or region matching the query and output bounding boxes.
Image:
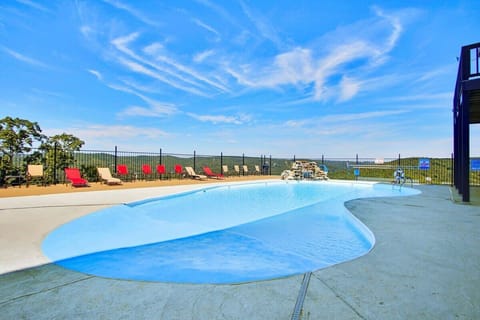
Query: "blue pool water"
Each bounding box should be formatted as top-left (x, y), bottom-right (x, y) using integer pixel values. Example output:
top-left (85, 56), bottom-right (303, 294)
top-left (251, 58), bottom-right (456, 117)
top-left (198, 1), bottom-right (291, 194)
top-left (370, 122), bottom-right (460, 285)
top-left (42, 181), bottom-right (420, 284)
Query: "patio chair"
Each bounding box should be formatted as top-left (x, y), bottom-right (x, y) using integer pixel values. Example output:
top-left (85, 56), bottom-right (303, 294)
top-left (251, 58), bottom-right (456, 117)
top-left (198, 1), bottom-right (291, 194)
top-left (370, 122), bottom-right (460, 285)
top-left (97, 167), bottom-right (122, 185)
top-left (64, 168), bottom-right (89, 187)
top-left (242, 165), bottom-right (249, 175)
top-left (156, 164), bottom-right (167, 180)
top-left (222, 165), bottom-right (229, 177)
top-left (254, 165), bottom-right (261, 175)
top-left (203, 166), bottom-right (224, 179)
top-left (174, 164), bottom-right (184, 178)
top-left (117, 164), bottom-right (132, 181)
top-left (142, 164), bottom-right (154, 180)
top-left (185, 166), bottom-right (207, 180)
top-left (26, 164), bottom-right (46, 187)
top-left (234, 165), bottom-right (240, 176)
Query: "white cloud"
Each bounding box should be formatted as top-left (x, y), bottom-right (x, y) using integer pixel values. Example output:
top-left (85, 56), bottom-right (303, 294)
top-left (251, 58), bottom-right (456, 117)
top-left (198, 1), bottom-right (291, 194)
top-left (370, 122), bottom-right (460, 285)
top-left (192, 19), bottom-right (220, 39)
top-left (112, 33), bottom-right (229, 95)
top-left (239, 0), bottom-right (284, 49)
top-left (193, 49), bottom-right (215, 63)
top-left (102, 0), bottom-right (159, 27)
top-left (225, 7), bottom-right (405, 102)
top-left (1, 46), bottom-right (49, 68)
top-left (87, 69), bottom-right (102, 80)
top-left (187, 112), bottom-right (250, 124)
top-left (15, 0), bottom-right (52, 13)
top-left (338, 76), bottom-right (361, 102)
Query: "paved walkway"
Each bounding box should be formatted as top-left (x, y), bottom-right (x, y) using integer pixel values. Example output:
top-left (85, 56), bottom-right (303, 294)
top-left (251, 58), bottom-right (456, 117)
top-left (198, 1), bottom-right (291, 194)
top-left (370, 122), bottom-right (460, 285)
top-left (0, 183), bottom-right (479, 319)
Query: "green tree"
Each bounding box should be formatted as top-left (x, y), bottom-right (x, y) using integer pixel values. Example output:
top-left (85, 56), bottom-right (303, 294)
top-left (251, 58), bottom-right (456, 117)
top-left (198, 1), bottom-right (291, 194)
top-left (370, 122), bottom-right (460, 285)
top-left (40, 133), bottom-right (85, 183)
top-left (0, 117), bottom-right (45, 178)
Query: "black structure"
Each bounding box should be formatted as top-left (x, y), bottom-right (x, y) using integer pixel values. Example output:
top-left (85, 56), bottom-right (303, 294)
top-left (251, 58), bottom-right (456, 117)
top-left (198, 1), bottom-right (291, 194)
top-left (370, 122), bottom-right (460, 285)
top-left (453, 42), bottom-right (480, 202)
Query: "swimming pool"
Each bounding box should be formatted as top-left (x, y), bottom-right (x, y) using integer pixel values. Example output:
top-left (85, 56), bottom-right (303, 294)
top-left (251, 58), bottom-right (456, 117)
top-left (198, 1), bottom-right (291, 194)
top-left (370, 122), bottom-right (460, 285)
top-left (42, 181), bottom-right (420, 284)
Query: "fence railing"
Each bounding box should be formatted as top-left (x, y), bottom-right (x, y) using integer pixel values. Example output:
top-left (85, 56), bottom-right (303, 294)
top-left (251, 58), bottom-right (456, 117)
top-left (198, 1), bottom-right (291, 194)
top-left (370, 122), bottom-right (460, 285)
top-left (2, 147), bottom-right (479, 187)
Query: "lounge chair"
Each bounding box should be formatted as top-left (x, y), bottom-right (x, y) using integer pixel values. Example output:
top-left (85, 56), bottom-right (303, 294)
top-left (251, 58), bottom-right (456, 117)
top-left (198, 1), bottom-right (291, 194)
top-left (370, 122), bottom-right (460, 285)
top-left (242, 165), bottom-right (249, 175)
top-left (142, 164), bottom-right (153, 180)
top-left (65, 168), bottom-right (89, 187)
top-left (117, 164), bottom-right (131, 181)
top-left (254, 165), bottom-right (261, 175)
top-left (174, 164), bottom-right (184, 178)
top-left (203, 166), bottom-right (224, 179)
top-left (156, 164), bottom-right (167, 180)
top-left (222, 165), bottom-right (229, 176)
top-left (26, 164), bottom-right (46, 187)
top-left (185, 166), bottom-right (207, 180)
top-left (234, 165), bottom-right (240, 176)
top-left (97, 167), bottom-right (122, 185)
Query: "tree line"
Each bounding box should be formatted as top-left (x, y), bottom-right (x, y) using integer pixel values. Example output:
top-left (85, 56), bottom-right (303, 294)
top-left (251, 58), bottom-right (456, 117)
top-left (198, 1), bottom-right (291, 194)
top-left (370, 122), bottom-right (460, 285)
top-left (0, 116), bottom-right (84, 184)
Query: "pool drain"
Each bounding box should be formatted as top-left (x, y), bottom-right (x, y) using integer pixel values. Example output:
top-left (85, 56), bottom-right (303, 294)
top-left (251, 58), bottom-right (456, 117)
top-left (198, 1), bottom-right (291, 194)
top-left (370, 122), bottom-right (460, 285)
top-left (291, 271), bottom-right (312, 320)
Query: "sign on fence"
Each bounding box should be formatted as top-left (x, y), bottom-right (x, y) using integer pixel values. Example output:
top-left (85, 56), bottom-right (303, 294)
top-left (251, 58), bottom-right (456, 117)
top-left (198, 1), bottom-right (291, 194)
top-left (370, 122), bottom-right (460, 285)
top-left (471, 159), bottom-right (480, 171)
top-left (419, 158), bottom-right (430, 170)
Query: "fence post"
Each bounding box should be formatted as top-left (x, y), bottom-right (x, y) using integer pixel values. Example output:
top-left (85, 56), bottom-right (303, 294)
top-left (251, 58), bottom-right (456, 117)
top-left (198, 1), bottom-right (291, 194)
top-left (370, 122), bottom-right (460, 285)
top-left (322, 154), bottom-right (324, 164)
top-left (356, 154), bottom-right (358, 165)
top-left (159, 148), bottom-right (162, 165)
top-left (398, 153), bottom-right (401, 167)
top-left (293, 155), bottom-right (296, 162)
top-left (269, 155), bottom-right (272, 175)
top-left (114, 146), bottom-right (118, 173)
top-left (193, 150), bottom-right (196, 171)
top-left (220, 152), bottom-right (223, 174)
top-left (53, 142), bottom-right (58, 185)
top-left (451, 153), bottom-right (454, 186)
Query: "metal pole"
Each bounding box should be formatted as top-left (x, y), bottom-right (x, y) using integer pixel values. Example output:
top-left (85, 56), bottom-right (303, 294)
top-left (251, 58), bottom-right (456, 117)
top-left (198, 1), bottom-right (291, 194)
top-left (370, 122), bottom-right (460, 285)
top-left (220, 152), bottom-right (223, 174)
top-left (114, 146), bottom-right (118, 173)
top-left (269, 155), bottom-right (272, 175)
top-left (159, 148), bottom-right (162, 165)
top-left (193, 150), bottom-right (196, 172)
top-left (242, 153), bottom-right (245, 176)
top-left (53, 142), bottom-right (57, 185)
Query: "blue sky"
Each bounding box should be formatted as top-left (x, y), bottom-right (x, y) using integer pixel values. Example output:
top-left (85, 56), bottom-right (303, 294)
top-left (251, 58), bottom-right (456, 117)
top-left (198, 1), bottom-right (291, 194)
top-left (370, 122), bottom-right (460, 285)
top-left (1, 0), bottom-right (479, 158)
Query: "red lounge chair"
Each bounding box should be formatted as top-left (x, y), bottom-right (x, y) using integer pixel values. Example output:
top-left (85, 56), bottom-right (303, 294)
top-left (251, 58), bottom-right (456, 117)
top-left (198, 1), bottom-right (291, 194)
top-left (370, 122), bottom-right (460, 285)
top-left (156, 164), bottom-right (167, 180)
top-left (64, 168), bottom-right (89, 187)
top-left (203, 166), bottom-right (224, 179)
top-left (174, 164), bottom-right (183, 178)
top-left (117, 164), bottom-right (131, 181)
top-left (142, 164), bottom-right (153, 180)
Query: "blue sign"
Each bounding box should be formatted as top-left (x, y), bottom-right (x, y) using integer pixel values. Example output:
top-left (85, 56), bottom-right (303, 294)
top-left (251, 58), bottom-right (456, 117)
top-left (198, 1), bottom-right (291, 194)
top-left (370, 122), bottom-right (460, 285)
top-left (419, 158), bottom-right (430, 170)
top-left (354, 168), bottom-right (360, 176)
top-left (472, 159), bottom-right (480, 171)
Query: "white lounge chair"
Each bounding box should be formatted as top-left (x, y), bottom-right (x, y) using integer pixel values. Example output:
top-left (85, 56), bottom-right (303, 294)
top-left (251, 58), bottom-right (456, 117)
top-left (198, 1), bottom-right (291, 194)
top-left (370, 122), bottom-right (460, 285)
top-left (97, 167), bottom-right (122, 185)
top-left (185, 166), bottom-right (207, 180)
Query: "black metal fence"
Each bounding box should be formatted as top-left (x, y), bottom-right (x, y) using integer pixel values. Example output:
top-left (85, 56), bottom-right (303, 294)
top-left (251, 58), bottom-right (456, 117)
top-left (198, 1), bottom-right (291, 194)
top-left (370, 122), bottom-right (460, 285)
top-left (2, 146), bottom-right (479, 187)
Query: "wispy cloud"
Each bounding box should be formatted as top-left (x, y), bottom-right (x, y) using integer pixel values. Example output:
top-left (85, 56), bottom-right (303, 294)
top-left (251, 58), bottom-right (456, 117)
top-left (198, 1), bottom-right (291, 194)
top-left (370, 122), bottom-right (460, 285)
top-left (193, 49), bottom-right (215, 63)
top-left (107, 83), bottom-right (178, 116)
top-left (239, 0), bottom-right (284, 49)
top-left (225, 7), bottom-right (406, 103)
top-left (101, 0), bottom-right (159, 27)
top-left (111, 33), bottom-right (230, 95)
top-left (67, 124), bottom-right (170, 140)
top-left (192, 18), bottom-right (220, 40)
top-left (187, 112), bottom-right (251, 125)
top-left (15, 0), bottom-right (52, 13)
top-left (1, 46), bottom-right (49, 68)
top-left (87, 69), bottom-right (102, 80)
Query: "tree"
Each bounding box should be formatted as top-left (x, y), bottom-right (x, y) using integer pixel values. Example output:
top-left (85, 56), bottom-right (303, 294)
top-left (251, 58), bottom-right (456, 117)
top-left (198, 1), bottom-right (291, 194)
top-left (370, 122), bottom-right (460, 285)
top-left (40, 133), bottom-right (85, 183)
top-left (0, 116), bottom-right (45, 176)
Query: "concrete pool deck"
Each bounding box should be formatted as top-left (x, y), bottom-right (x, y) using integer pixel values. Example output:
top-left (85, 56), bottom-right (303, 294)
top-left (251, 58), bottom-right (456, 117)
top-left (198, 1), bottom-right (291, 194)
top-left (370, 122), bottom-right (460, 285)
top-left (0, 182), bottom-right (479, 319)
